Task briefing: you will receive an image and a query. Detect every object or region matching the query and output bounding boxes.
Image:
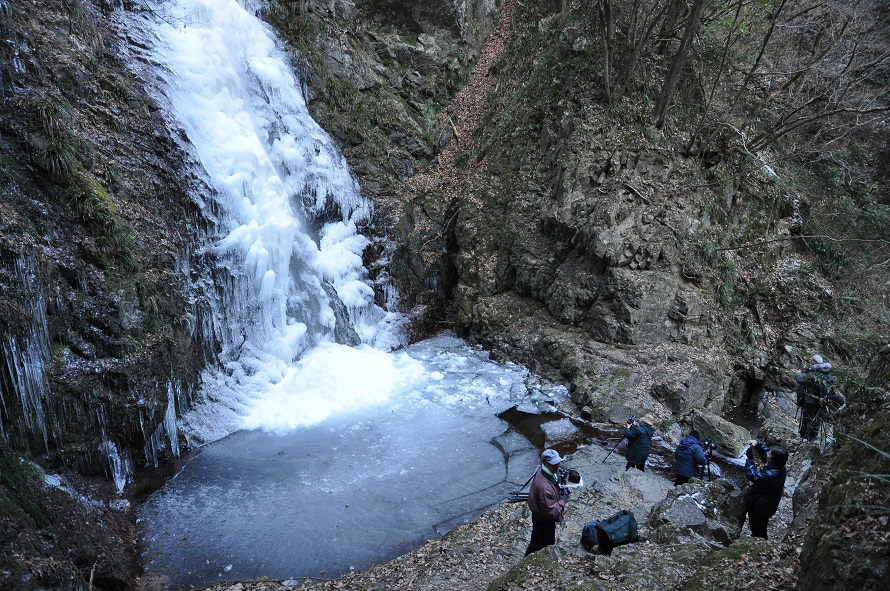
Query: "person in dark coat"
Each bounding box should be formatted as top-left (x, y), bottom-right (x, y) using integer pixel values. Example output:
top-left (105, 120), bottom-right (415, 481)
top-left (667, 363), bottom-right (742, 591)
top-left (525, 449), bottom-right (569, 555)
top-left (624, 414), bottom-right (656, 472)
top-left (740, 439), bottom-right (788, 539)
top-left (795, 354), bottom-right (845, 441)
top-left (674, 430), bottom-right (708, 485)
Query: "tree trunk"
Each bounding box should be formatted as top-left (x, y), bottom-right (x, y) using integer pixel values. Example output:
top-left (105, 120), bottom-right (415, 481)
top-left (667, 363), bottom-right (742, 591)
top-left (597, 0), bottom-right (614, 104)
top-left (652, 0), bottom-right (705, 129)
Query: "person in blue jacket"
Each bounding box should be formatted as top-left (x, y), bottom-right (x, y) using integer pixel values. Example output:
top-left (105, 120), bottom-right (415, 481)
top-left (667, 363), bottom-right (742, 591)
top-left (624, 414), bottom-right (656, 472)
top-left (674, 429), bottom-right (708, 485)
top-left (740, 439), bottom-right (788, 538)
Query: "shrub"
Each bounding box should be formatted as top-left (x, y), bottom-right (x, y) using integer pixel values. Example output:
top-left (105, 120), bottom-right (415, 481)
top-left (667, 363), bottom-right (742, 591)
top-left (34, 137), bottom-right (76, 182)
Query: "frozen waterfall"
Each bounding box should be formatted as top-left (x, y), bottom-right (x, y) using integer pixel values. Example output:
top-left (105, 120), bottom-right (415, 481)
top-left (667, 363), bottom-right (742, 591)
top-left (128, 0), bottom-right (406, 443)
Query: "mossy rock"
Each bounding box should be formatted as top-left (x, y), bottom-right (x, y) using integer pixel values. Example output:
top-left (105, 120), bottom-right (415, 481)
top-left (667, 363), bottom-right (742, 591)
top-left (486, 546), bottom-right (565, 590)
top-left (795, 414), bottom-right (890, 591)
top-left (72, 170), bottom-right (117, 228)
top-left (0, 443), bottom-right (49, 532)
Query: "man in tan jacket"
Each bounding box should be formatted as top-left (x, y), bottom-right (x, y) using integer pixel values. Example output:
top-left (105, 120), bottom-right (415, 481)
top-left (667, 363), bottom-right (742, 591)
top-left (525, 449), bottom-right (568, 555)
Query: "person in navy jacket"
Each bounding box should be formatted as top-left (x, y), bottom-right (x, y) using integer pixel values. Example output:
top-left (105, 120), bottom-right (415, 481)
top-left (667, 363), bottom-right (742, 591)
top-left (740, 439), bottom-right (788, 538)
top-left (674, 430), bottom-right (708, 485)
top-left (624, 414), bottom-right (656, 472)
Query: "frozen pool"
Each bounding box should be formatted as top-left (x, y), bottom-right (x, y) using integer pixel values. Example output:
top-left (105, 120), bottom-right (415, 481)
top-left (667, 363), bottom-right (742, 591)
top-left (137, 334), bottom-right (567, 587)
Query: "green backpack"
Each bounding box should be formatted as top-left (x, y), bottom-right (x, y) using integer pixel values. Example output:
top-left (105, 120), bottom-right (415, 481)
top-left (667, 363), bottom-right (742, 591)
top-left (595, 510), bottom-right (639, 555)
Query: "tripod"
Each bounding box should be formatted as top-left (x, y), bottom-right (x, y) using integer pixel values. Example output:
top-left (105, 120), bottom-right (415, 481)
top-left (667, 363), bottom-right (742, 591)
top-left (698, 449), bottom-right (712, 481)
top-left (603, 417), bottom-right (635, 463)
top-left (602, 435), bottom-right (626, 463)
top-left (507, 470), bottom-right (537, 503)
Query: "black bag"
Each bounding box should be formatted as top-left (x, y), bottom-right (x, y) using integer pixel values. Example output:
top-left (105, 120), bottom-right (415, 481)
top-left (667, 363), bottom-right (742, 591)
top-left (580, 520), bottom-right (600, 551)
top-left (595, 510), bottom-right (639, 555)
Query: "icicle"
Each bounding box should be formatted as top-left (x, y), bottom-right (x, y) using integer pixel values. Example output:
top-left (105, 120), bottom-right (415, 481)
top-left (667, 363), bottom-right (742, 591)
top-left (121, 0), bottom-right (409, 444)
top-left (99, 439), bottom-right (132, 493)
top-left (164, 381), bottom-right (180, 458)
top-left (0, 253), bottom-right (51, 449)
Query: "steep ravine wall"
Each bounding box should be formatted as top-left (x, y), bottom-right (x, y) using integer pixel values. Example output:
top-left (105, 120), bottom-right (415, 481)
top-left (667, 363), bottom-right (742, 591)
top-left (440, 3), bottom-right (833, 436)
top-left (0, 0), bottom-right (886, 590)
top-left (279, 0), bottom-right (874, 441)
top-left (0, 0), bottom-right (210, 473)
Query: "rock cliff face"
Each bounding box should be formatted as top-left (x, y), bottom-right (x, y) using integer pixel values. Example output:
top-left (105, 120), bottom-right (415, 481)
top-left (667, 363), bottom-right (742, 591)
top-left (0, 0), bottom-right (210, 473)
top-left (262, 0), bottom-right (503, 335)
top-left (1, 1), bottom-right (209, 585)
top-left (272, 0), bottom-right (871, 439)
top-left (439, 3), bottom-right (812, 431)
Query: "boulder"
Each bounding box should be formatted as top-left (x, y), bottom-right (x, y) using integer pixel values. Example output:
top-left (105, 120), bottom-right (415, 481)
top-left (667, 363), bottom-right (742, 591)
top-left (757, 414), bottom-right (798, 450)
top-left (691, 411), bottom-right (751, 457)
top-left (646, 480), bottom-right (744, 546)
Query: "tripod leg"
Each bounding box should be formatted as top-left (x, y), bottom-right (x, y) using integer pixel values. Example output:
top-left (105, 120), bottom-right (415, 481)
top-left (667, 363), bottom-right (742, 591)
top-left (601, 436), bottom-right (625, 463)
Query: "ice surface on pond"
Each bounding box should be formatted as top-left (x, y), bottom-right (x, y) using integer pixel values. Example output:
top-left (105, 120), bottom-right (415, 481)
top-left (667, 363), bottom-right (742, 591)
top-left (240, 343), bottom-right (425, 431)
top-left (138, 334), bottom-right (552, 587)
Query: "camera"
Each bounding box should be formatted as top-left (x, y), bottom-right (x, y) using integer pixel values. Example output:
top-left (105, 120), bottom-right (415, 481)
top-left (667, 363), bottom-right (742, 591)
top-left (698, 438), bottom-right (716, 481)
top-left (745, 438), bottom-right (764, 460)
top-left (558, 467), bottom-right (583, 498)
top-left (626, 415), bottom-right (636, 425)
top-left (559, 468), bottom-right (582, 485)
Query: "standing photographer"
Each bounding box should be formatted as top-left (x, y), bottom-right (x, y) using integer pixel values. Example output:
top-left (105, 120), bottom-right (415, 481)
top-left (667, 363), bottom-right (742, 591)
top-left (624, 414), bottom-right (656, 472)
top-left (674, 429), bottom-right (708, 485)
top-left (525, 449), bottom-right (569, 555)
top-left (740, 439), bottom-right (788, 539)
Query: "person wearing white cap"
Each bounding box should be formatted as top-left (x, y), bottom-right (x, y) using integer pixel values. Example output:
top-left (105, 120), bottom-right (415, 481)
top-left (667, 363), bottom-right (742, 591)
top-left (524, 448), bottom-right (569, 555)
top-left (795, 353), bottom-right (844, 440)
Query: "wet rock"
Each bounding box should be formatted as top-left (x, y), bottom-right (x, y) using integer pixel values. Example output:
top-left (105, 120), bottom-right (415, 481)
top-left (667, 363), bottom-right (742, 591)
top-left (790, 464), bottom-right (821, 533)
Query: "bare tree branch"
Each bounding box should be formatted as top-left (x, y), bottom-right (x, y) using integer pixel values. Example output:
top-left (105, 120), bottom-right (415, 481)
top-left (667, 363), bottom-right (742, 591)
top-left (751, 105), bottom-right (890, 150)
top-left (717, 234), bottom-right (890, 252)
